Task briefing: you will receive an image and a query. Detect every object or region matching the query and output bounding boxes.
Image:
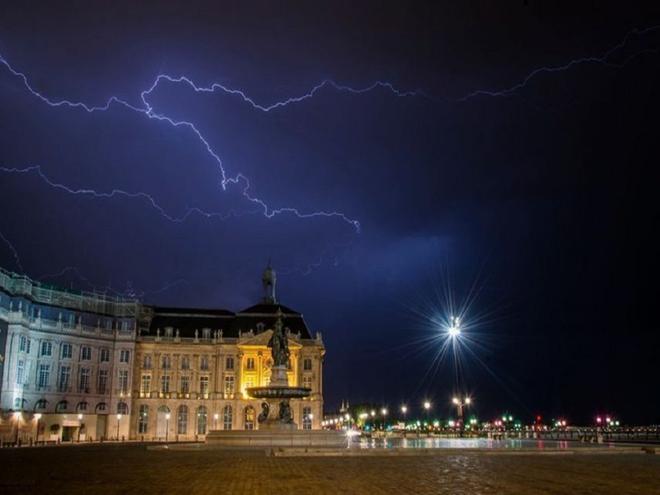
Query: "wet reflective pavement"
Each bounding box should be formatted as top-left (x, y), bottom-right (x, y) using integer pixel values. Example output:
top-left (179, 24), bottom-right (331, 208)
top-left (0, 443), bottom-right (658, 494)
top-left (355, 437), bottom-right (624, 450)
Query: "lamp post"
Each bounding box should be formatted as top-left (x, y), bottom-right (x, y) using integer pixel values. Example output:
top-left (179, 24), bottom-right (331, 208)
top-left (452, 396), bottom-right (471, 436)
top-left (35, 413), bottom-right (42, 445)
top-left (400, 405), bottom-right (408, 435)
top-left (423, 401), bottom-right (431, 434)
top-left (77, 413), bottom-right (83, 442)
top-left (381, 408), bottom-right (388, 430)
top-left (14, 411), bottom-right (21, 446)
top-left (165, 413), bottom-right (170, 442)
top-left (116, 414), bottom-right (122, 441)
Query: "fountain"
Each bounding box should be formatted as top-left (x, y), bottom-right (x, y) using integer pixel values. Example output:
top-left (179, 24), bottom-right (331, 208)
top-left (206, 309), bottom-right (346, 448)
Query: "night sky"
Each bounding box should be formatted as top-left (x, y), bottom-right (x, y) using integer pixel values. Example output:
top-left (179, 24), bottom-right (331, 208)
top-left (1, 2), bottom-right (659, 424)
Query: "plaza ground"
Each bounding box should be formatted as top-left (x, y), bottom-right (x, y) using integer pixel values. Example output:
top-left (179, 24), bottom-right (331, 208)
top-left (0, 443), bottom-right (658, 494)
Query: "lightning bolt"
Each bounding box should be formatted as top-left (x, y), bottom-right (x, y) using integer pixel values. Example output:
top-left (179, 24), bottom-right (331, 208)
top-left (38, 265), bottom-right (189, 299)
top-left (0, 53), bottom-right (423, 234)
top-left (0, 165), bottom-right (237, 223)
top-left (0, 230), bottom-right (23, 272)
top-left (458, 25), bottom-right (660, 102)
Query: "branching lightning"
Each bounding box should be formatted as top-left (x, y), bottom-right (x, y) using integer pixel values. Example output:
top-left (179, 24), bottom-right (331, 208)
top-left (0, 229), bottom-right (23, 272)
top-left (38, 265), bottom-right (189, 299)
top-left (458, 25), bottom-right (660, 102)
top-left (0, 53), bottom-right (424, 234)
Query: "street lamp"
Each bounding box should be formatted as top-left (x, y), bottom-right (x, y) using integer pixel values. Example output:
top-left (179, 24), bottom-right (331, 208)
top-left (116, 413), bottom-right (122, 440)
top-left (13, 411), bottom-right (21, 445)
top-left (165, 413), bottom-right (171, 442)
top-left (35, 413), bottom-right (42, 445)
top-left (423, 401), bottom-right (431, 433)
top-left (77, 413), bottom-right (83, 442)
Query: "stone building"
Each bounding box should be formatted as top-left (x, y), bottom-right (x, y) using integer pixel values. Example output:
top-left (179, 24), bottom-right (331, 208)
top-left (0, 265), bottom-right (324, 443)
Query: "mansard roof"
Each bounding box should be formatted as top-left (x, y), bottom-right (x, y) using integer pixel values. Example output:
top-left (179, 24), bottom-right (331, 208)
top-left (145, 302), bottom-right (311, 339)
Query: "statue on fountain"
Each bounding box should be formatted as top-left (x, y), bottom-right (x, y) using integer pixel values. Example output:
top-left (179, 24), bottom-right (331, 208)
top-left (268, 309), bottom-right (290, 368)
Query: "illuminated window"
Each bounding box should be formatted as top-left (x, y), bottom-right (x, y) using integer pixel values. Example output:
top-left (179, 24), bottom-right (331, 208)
top-left (199, 376), bottom-right (209, 396)
top-left (246, 357), bottom-right (255, 370)
top-left (302, 375), bottom-right (313, 390)
top-left (224, 376), bottom-right (234, 395)
top-left (197, 406), bottom-right (208, 434)
top-left (141, 375), bottom-right (151, 394)
top-left (177, 405), bottom-right (188, 435)
top-left (138, 405), bottom-right (149, 434)
top-left (161, 375), bottom-right (170, 393)
top-left (244, 406), bottom-right (255, 430)
top-left (223, 405), bottom-right (233, 430)
top-left (302, 407), bottom-right (312, 430)
top-left (118, 370), bottom-right (129, 394)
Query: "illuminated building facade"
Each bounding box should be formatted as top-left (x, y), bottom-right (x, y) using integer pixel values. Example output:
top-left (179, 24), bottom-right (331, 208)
top-left (0, 265), bottom-right (324, 442)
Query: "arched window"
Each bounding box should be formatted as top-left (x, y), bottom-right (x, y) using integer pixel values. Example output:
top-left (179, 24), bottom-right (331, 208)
top-left (197, 406), bottom-right (208, 435)
top-left (117, 401), bottom-right (129, 415)
top-left (244, 406), bottom-right (255, 430)
top-left (223, 405), bottom-right (233, 430)
top-left (56, 400), bottom-right (68, 412)
top-left (138, 405), bottom-right (149, 434)
top-left (76, 401), bottom-right (88, 412)
top-left (96, 402), bottom-right (107, 413)
top-left (177, 405), bottom-right (188, 435)
top-left (35, 399), bottom-right (48, 411)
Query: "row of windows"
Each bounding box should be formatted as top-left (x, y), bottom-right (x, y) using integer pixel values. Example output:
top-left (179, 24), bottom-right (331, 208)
top-left (143, 354), bottom-right (218, 371)
top-left (12, 397), bottom-right (128, 415)
top-left (18, 336), bottom-right (131, 363)
top-left (137, 404), bottom-right (224, 435)
top-left (16, 360), bottom-right (129, 394)
top-left (141, 374), bottom-right (223, 395)
top-left (8, 302), bottom-right (134, 331)
top-left (140, 355), bottom-right (314, 372)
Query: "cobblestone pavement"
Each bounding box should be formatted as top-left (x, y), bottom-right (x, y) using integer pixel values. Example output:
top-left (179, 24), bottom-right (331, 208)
top-left (0, 444), bottom-right (658, 494)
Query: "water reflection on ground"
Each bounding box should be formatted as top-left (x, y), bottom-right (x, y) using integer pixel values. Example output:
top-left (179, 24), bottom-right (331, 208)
top-left (353, 436), bottom-right (617, 450)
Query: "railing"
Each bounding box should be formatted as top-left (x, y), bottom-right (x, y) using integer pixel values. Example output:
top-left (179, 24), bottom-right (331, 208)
top-left (0, 266), bottom-right (140, 317)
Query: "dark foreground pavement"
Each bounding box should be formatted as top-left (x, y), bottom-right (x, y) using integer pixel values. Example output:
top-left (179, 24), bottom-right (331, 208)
top-left (0, 444), bottom-right (658, 494)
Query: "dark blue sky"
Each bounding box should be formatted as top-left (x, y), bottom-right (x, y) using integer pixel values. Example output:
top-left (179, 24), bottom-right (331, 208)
top-left (1, 2), bottom-right (659, 424)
